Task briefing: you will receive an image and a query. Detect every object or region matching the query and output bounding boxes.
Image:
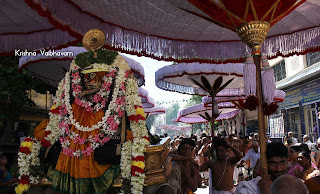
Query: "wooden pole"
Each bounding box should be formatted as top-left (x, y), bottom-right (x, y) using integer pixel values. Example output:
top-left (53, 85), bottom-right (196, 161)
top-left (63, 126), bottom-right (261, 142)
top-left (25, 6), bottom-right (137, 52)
top-left (253, 53), bottom-right (268, 179)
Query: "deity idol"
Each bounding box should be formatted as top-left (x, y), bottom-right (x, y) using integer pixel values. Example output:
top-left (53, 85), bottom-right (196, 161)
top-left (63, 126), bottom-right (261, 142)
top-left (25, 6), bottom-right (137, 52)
top-left (15, 30), bottom-right (150, 194)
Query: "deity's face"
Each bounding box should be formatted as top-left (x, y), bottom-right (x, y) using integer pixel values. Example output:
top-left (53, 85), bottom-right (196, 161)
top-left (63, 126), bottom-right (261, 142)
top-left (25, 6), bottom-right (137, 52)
top-left (80, 71), bottom-right (109, 97)
top-left (83, 72), bottom-right (108, 90)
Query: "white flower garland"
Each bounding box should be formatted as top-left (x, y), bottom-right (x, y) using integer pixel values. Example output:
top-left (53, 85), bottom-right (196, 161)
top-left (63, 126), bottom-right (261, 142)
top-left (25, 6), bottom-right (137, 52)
top-left (121, 77), bottom-right (150, 194)
top-left (16, 55), bottom-right (150, 194)
top-left (15, 137), bottom-right (41, 194)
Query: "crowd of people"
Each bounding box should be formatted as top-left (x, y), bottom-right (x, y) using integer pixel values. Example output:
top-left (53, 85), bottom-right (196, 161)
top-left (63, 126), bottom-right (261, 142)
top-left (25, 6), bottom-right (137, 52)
top-left (168, 132), bottom-right (320, 194)
top-left (3, 132), bottom-right (320, 193)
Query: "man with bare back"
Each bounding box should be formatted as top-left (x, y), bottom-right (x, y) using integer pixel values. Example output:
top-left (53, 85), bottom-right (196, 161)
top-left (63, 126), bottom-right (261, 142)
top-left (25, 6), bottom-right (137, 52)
top-left (200, 138), bottom-right (243, 193)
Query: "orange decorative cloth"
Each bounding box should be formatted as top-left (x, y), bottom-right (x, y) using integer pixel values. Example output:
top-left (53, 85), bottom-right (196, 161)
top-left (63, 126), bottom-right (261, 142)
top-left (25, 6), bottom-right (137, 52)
top-left (34, 103), bottom-right (133, 193)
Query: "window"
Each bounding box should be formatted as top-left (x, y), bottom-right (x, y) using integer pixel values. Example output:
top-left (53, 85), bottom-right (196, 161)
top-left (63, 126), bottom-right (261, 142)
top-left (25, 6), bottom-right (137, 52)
top-left (272, 60), bottom-right (286, 82)
top-left (307, 51), bottom-right (320, 67)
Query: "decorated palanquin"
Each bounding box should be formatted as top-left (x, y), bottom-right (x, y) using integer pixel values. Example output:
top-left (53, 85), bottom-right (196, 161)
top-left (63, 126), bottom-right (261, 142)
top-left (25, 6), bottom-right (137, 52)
top-left (15, 30), bottom-right (159, 194)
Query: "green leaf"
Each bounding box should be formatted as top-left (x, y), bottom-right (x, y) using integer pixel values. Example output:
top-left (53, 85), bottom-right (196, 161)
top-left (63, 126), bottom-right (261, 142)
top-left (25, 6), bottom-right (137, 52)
top-left (217, 78), bottom-right (234, 92)
top-left (201, 76), bottom-right (212, 91)
top-left (74, 49), bottom-right (118, 68)
top-left (212, 76), bottom-right (223, 91)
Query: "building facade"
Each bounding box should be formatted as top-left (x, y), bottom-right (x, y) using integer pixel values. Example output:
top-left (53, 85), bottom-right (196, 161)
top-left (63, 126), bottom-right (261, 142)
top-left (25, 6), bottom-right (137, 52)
top-left (269, 52), bottom-right (320, 142)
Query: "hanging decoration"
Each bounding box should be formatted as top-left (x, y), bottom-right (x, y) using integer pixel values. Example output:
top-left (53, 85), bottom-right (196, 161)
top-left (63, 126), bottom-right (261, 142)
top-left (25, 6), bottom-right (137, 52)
top-left (242, 54), bottom-right (281, 115)
top-left (261, 55), bottom-right (278, 115)
top-left (243, 54), bottom-right (259, 111)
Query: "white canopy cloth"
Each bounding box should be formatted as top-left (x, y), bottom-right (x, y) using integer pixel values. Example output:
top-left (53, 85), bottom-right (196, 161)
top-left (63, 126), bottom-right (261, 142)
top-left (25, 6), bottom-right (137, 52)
top-left (18, 46), bottom-right (145, 87)
top-left (177, 103), bottom-right (239, 124)
top-left (155, 125), bottom-right (176, 130)
top-left (202, 90), bottom-right (286, 106)
top-left (138, 88), bottom-right (149, 103)
top-left (155, 63), bottom-right (244, 96)
top-left (0, 0), bottom-right (76, 54)
top-left (137, 88), bottom-right (155, 108)
top-left (142, 95), bottom-right (155, 109)
top-left (144, 107), bottom-right (166, 116)
top-left (173, 125), bottom-right (192, 132)
top-left (22, 0), bottom-right (320, 63)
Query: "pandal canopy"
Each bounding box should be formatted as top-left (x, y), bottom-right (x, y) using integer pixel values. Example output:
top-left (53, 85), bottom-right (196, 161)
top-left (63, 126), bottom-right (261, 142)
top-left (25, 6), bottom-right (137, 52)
top-left (19, 47), bottom-right (145, 87)
top-left (22, 0), bottom-right (320, 63)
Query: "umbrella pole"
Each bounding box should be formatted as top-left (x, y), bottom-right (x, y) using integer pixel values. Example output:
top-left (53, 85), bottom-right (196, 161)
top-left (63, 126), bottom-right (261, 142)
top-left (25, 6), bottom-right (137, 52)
top-left (236, 20), bottom-right (270, 181)
top-left (192, 123), bottom-right (194, 134)
top-left (242, 108), bottom-right (246, 136)
top-left (212, 100), bottom-right (215, 137)
top-left (253, 53), bottom-right (268, 179)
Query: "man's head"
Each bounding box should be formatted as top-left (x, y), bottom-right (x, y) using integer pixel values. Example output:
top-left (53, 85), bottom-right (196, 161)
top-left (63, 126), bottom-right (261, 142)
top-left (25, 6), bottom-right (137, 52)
top-left (214, 138), bottom-right (228, 160)
top-left (201, 137), bottom-right (208, 145)
top-left (286, 138), bottom-right (293, 147)
top-left (266, 142), bottom-right (288, 180)
top-left (253, 133), bottom-right (259, 140)
top-left (252, 141), bottom-right (259, 153)
top-left (303, 134), bottom-right (309, 143)
top-left (270, 175), bottom-right (308, 194)
top-left (288, 131), bottom-right (293, 138)
top-left (178, 138), bottom-right (196, 156)
top-left (244, 136), bottom-right (250, 144)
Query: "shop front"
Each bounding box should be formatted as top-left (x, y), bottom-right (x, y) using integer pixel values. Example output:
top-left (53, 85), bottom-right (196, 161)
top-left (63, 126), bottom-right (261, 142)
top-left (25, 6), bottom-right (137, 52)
top-left (278, 78), bottom-right (320, 142)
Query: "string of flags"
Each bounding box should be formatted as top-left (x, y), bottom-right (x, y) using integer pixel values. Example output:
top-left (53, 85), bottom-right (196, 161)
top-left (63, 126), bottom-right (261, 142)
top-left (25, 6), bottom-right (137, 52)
top-left (156, 99), bottom-right (189, 105)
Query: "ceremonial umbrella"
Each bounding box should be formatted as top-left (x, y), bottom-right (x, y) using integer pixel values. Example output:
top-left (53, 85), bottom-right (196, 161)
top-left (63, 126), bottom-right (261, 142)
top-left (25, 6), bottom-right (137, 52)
top-left (177, 103), bottom-right (240, 135)
top-left (0, 0), bottom-right (77, 55)
top-left (202, 90), bottom-right (285, 135)
top-left (18, 46), bottom-right (145, 87)
top-left (156, 62), bottom-right (245, 134)
top-left (141, 95), bottom-right (155, 109)
top-left (144, 106), bottom-right (166, 118)
top-left (24, 0), bottom-right (320, 180)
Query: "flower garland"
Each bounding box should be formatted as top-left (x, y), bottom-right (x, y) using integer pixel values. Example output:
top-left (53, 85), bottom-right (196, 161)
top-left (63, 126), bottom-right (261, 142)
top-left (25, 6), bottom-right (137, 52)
top-left (121, 76), bottom-right (150, 194)
top-left (15, 137), bottom-right (41, 194)
top-left (71, 69), bottom-right (115, 113)
top-left (16, 54), bottom-right (150, 194)
top-left (40, 61), bottom-right (128, 158)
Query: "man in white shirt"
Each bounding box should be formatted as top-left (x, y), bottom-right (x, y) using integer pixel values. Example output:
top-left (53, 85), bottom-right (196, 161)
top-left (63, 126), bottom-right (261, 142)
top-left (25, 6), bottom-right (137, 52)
top-left (303, 134), bottom-right (313, 149)
top-left (238, 141), bottom-right (260, 169)
top-left (288, 132), bottom-right (298, 145)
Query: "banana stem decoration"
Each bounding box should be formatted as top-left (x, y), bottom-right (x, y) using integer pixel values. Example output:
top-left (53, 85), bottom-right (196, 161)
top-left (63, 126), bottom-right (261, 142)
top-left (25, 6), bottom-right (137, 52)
top-left (190, 76), bottom-right (234, 136)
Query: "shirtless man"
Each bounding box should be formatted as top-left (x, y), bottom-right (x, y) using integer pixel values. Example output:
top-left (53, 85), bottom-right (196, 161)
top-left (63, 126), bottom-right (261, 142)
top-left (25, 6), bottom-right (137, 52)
top-left (170, 138), bottom-right (202, 194)
top-left (200, 138), bottom-right (243, 193)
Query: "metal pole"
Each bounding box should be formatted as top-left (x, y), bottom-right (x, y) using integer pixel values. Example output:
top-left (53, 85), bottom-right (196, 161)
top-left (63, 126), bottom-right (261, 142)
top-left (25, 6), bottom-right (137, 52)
top-left (253, 53), bottom-right (268, 178)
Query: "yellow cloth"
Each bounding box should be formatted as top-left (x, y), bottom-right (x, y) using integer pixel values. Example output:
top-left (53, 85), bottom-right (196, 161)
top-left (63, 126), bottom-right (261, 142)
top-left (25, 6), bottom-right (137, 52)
top-left (34, 119), bottom-right (49, 141)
